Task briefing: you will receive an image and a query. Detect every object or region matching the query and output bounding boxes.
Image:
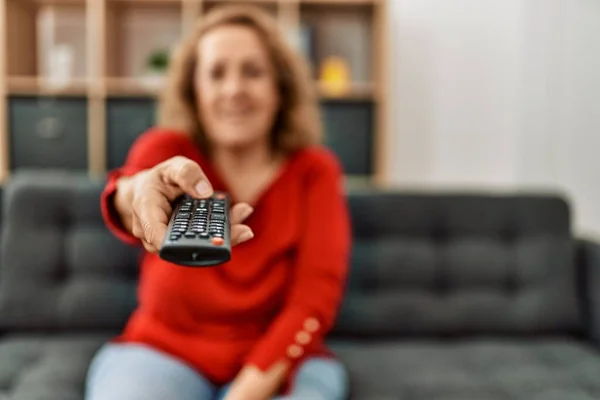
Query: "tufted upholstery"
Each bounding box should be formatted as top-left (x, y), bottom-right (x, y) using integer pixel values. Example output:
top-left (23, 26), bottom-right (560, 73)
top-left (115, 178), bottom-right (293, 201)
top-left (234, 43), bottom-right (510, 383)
top-left (0, 171), bottom-right (140, 332)
top-left (332, 190), bottom-right (582, 338)
top-left (0, 172), bottom-right (600, 400)
top-left (331, 338), bottom-right (600, 399)
top-left (0, 334), bottom-right (110, 400)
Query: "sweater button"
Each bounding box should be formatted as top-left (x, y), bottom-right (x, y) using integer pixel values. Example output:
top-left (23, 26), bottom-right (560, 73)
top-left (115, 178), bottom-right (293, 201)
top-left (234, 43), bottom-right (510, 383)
top-left (287, 344), bottom-right (303, 358)
top-left (304, 318), bottom-right (320, 332)
top-left (296, 331), bottom-right (311, 345)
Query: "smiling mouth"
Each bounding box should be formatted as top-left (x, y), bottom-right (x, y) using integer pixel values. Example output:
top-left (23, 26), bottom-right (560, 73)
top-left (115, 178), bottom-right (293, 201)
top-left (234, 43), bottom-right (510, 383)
top-left (223, 111), bottom-right (253, 120)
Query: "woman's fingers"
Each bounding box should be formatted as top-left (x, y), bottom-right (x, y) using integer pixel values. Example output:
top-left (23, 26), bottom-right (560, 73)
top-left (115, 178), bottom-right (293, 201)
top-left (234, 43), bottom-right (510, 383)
top-left (160, 156), bottom-right (214, 199)
top-left (131, 157), bottom-right (257, 252)
top-left (133, 190), bottom-right (173, 251)
top-left (229, 202), bottom-right (254, 225)
top-left (229, 203), bottom-right (254, 246)
top-left (230, 224), bottom-right (254, 246)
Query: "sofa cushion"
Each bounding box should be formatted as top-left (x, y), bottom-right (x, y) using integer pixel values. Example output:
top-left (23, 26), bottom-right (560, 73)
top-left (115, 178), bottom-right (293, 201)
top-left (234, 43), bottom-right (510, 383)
top-left (330, 338), bottom-right (600, 400)
top-left (333, 190), bottom-right (581, 338)
top-left (0, 171), bottom-right (140, 331)
top-left (0, 333), bottom-right (110, 400)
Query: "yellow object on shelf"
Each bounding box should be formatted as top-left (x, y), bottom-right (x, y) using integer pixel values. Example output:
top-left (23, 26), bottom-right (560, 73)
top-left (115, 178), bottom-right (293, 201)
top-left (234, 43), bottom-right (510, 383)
top-left (318, 56), bottom-right (351, 96)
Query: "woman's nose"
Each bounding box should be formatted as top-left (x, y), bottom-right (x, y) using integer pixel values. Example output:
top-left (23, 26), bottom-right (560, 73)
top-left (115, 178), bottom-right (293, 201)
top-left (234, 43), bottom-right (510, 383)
top-left (222, 74), bottom-right (244, 97)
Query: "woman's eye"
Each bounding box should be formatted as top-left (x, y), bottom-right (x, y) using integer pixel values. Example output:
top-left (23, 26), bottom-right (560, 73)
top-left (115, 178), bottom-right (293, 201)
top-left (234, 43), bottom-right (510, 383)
top-left (210, 66), bottom-right (224, 81)
top-left (244, 65), bottom-right (264, 78)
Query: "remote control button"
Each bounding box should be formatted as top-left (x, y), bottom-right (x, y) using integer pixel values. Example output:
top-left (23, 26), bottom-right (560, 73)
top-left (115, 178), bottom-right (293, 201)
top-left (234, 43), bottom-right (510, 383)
top-left (211, 237), bottom-right (224, 245)
top-left (216, 193), bottom-right (226, 200)
top-left (199, 232), bottom-right (209, 238)
top-left (211, 214), bottom-right (225, 221)
top-left (184, 232), bottom-right (196, 238)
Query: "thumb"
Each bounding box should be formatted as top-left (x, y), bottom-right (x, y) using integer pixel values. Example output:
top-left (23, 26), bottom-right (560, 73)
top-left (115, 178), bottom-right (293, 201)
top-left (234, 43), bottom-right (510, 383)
top-left (161, 156), bottom-right (214, 199)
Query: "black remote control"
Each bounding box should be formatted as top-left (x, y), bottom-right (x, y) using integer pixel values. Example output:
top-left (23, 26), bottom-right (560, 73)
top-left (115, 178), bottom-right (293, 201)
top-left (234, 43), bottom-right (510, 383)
top-left (159, 192), bottom-right (231, 267)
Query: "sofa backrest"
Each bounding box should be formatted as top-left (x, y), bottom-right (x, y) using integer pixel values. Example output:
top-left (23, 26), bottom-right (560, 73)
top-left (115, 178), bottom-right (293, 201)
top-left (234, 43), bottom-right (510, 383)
top-left (0, 173), bottom-right (583, 338)
top-left (331, 188), bottom-right (582, 338)
top-left (0, 171), bottom-right (140, 332)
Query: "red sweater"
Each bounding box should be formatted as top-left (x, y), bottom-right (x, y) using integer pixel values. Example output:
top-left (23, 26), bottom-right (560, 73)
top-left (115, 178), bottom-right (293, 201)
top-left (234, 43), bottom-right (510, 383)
top-left (100, 128), bottom-right (351, 386)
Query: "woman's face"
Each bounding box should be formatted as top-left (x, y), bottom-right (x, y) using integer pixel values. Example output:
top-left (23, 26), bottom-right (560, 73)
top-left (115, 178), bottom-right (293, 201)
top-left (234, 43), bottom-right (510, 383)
top-left (195, 25), bottom-right (280, 151)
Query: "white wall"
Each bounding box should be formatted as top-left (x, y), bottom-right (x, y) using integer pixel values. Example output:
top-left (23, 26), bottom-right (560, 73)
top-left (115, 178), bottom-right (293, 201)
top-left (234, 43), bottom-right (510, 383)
top-left (387, 0), bottom-right (600, 237)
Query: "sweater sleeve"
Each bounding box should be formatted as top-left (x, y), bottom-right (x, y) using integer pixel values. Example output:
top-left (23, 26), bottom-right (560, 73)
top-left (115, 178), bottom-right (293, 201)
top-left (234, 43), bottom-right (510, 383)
top-left (244, 150), bottom-right (352, 373)
top-left (100, 129), bottom-right (191, 246)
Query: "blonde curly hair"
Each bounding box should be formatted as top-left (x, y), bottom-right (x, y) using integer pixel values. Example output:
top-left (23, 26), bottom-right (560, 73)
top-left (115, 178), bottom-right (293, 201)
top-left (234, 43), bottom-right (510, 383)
top-left (157, 4), bottom-right (323, 154)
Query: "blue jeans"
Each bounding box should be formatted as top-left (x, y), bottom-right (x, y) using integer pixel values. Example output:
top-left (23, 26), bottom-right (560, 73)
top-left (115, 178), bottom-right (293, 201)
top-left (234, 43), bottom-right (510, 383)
top-left (85, 342), bottom-right (349, 400)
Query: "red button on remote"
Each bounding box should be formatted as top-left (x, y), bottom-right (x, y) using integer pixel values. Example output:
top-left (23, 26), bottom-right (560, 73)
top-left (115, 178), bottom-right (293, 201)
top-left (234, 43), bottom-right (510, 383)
top-left (211, 237), bottom-right (224, 246)
top-left (215, 193), bottom-right (226, 200)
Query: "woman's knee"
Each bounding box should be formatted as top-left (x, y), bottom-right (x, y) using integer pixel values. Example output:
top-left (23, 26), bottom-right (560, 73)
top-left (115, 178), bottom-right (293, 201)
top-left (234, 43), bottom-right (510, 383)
top-left (85, 343), bottom-right (216, 400)
top-left (285, 357), bottom-right (349, 400)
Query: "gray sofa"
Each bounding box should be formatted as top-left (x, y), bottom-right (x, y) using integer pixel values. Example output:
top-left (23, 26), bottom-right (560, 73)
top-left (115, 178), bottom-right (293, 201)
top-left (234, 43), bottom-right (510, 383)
top-left (1, 171), bottom-right (600, 400)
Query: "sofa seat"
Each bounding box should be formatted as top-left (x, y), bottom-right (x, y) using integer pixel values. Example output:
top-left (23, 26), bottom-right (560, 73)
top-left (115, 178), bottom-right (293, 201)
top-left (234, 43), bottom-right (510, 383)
top-left (331, 338), bottom-right (600, 400)
top-left (0, 334), bottom-right (110, 400)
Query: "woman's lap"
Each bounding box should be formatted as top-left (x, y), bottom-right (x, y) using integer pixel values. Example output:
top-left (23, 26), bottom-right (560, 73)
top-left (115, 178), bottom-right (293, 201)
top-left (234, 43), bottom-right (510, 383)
top-left (215, 357), bottom-right (349, 400)
top-left (85, 342), bottom-right (348, 400)
top-left (85, 343), bottom-right (217, 400)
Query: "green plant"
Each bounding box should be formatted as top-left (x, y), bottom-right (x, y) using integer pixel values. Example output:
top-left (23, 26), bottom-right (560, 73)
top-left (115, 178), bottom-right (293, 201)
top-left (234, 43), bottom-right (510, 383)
top-left (147, 48), bottom-right (170, 72)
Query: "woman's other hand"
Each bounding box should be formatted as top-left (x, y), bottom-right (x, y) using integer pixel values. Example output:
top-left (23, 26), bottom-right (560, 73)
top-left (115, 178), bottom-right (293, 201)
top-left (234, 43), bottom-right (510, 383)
top-left (121, 155), bottom-right (254, 253)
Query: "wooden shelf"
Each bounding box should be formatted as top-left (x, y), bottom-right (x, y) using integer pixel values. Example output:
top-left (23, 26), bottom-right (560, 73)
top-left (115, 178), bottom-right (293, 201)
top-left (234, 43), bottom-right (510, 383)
top-left (0, 0), bottom-right (389, 183)
top-left (4, 77), bottom-right (376, 100)
top-left (105, 0), bottom-right (183, 79)
top-left (105, 77), bottom-right (163, 97)
top-left (6, 0), bottom-right (88, 79)
top-left (317, 81), bottom-right (376, 101)
top-left (7, 76), bottom-right (89, 96)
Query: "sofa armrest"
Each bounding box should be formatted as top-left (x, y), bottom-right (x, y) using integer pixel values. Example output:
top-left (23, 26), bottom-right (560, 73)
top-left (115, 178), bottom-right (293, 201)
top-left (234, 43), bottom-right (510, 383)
top-left (576, 238), bottom-right (600, 346)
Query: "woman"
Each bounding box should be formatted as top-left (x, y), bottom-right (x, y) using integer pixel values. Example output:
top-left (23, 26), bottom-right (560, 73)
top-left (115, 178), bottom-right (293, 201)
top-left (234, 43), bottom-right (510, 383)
top-left (85, 5), bottom-right (351, 400)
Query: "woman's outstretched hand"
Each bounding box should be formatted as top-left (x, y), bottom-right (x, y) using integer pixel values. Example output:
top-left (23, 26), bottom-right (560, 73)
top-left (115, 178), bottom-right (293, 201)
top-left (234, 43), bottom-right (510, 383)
top-left (122, 156), bottom-right (254, 253)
